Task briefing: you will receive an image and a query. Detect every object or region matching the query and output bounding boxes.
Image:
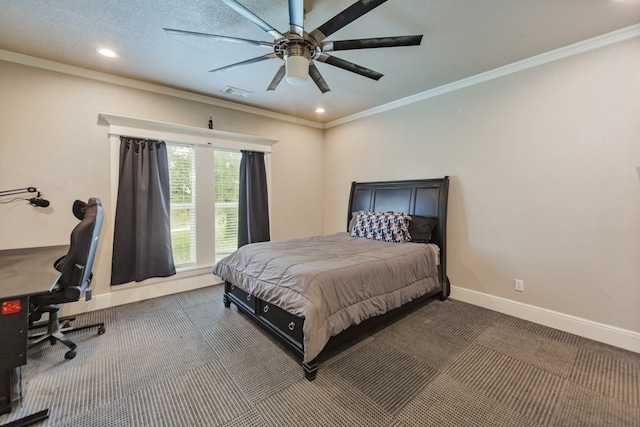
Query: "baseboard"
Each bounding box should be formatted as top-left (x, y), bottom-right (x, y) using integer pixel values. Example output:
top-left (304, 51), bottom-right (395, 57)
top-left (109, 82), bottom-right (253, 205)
top-left (61, 270), bottom-right (222, 316)
top-left (60, 280), bottom-right (639, 354)
top-left (450, 286), bottom-right (640, 354)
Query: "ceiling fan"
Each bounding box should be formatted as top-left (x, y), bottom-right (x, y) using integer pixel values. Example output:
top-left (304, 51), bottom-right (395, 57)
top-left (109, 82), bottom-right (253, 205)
top-left (164, 0), bottom-right (423, 93)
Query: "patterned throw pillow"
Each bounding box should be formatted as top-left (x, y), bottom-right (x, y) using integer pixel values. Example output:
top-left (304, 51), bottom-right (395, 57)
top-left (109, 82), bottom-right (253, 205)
top-left (350, 211), bottom-right (412, 243)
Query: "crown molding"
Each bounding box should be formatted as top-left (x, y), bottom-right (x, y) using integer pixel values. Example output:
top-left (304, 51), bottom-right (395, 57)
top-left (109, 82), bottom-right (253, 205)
top-left (325, 23), bottom-right (640, 128)
top-left (1, 23), bottom-right (638, 131)
top-left (0, 49), bottom-right (324, 129)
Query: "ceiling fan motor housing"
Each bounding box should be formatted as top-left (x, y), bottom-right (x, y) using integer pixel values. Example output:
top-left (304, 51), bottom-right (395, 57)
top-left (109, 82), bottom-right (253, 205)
top-left (275, 35), bottom-right (318, 85)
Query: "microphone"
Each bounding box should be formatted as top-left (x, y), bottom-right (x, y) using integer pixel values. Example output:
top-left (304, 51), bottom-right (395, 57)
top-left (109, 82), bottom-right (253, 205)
top-left (29, 197), bottom-right (50, 208)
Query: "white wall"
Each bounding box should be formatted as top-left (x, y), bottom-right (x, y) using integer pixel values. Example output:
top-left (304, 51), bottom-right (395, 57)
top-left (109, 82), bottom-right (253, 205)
top-left (323, 38), bottom-right (640, 339)
top-left (0, 60), bottom-right (324, 308)
top-left (1, 36), bottom-right (638, 350)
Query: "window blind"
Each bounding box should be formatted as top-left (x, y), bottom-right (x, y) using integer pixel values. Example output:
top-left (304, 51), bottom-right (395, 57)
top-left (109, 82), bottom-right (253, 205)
top-left (167, 143), bottom-right (196, 267)
top-left (214, 150), bottom-right (241, 262)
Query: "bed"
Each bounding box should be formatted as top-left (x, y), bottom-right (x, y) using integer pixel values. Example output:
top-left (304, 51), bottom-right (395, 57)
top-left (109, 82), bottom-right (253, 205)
top-left (212, 177), bottom-right (450, 380)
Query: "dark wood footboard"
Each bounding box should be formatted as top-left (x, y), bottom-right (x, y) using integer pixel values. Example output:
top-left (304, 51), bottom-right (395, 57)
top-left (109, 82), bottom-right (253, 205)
top-left (223, 281), bottom-right (316, 378)
top-left (224, 280), bottom-right (445, 381)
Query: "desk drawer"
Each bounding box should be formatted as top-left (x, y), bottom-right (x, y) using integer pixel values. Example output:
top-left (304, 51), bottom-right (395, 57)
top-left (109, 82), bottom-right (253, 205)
top-left (257, 300), bottom-right (303, 347)
top-left (0, 296), bottom-right (28, 368)
top-left (227, 284), bottom-right (256, 313)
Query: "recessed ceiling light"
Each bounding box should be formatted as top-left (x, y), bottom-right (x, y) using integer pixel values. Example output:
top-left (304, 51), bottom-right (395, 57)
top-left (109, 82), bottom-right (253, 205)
top-left (315, 107), bottom-right (325, 113)
top-left (97, 48), bottom-right (118, 58)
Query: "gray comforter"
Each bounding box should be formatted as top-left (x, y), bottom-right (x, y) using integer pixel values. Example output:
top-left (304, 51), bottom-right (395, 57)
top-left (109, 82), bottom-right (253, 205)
top-left (212, 232), bottom-right (441, 363)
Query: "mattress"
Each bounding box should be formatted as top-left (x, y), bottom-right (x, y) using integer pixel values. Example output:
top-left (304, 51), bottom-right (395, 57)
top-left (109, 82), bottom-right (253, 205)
top-left (212, 232), bottom-right (441, 362)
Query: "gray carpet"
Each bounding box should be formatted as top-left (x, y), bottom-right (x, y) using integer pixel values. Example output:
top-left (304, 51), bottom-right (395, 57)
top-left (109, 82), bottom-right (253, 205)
top-left (2, 284), bottom-right (638, 426)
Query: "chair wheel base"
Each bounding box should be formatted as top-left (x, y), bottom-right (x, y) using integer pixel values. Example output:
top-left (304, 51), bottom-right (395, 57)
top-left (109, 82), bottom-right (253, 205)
top-left (98, 325), bottom-right (106, 335)
top-left (65, 350), bottom-right (76, 359)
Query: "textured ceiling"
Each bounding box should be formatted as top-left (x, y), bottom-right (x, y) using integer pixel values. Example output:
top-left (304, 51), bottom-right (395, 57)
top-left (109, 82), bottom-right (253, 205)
top-left (0, 0), bottom-right (638, 123)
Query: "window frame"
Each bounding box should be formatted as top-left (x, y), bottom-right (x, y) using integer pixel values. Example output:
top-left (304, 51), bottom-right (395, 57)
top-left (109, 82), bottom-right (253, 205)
top-left (167, 144), bottom-right (244, 269)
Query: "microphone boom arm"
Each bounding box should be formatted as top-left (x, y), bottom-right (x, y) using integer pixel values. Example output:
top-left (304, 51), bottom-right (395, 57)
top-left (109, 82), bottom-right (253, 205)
top-left (0, 186), bottom-right (50, 207)
top-left (0, 187), bottom-right (38, 197)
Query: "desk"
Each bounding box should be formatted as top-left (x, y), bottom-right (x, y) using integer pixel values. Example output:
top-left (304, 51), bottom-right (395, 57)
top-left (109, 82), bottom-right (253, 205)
top-left (0, 246), bottom-right (65, 426)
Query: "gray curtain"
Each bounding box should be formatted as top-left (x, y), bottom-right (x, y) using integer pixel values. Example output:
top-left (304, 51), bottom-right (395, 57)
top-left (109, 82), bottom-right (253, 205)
top-left (238, 150), bottom-right (270, 247)
top-left (111, 137), bottom-right (176, 285)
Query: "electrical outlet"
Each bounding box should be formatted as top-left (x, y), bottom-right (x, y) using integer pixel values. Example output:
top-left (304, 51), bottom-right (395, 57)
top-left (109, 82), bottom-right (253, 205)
top-left (515, 279), bottom-right (524, 292)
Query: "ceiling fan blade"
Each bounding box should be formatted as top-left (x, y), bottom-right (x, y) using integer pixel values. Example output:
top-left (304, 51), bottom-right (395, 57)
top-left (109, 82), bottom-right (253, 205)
top-left (163, 28), bottom-right (274, 48)
top-left (321, 35), bottom-right (423, 52)
top-left (209, 53), bottom-right (277, 73)
top-left (309, 63), bottom-right (331, 93)
top-left (316, 53), bottom-right (383, 80)
top-left (310, 0), bottom-right (388, 42)
top-left (219, 0), bottom-right (285, 40)
top-left (267, 65), bottom-right (286, 91)
top-left (288, 0), bottom-right (305, 36)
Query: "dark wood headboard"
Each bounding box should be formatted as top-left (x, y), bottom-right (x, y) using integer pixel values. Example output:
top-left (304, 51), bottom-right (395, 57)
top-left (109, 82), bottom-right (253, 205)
top-left (347, 177), bottom-right (450, 298)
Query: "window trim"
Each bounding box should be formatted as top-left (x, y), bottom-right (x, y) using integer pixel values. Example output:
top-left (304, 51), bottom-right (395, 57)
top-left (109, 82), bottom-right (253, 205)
top-left (99, 113), bottom-right (277, 151)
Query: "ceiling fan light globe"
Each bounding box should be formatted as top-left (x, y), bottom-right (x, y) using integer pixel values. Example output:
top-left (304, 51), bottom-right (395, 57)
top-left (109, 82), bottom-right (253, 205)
top-left (287, 75), bottom-right (308, 85)
top-left (285, 55), bottom-right (309, 85)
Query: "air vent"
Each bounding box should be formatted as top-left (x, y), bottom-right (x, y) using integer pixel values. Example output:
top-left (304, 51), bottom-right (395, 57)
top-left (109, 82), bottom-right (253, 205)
top-left (221, 86), bottom-right (252, 98)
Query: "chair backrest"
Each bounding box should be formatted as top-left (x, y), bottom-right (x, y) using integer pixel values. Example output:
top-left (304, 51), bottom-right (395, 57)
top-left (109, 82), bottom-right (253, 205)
top-left (55, 198), bottom-right (104, 300)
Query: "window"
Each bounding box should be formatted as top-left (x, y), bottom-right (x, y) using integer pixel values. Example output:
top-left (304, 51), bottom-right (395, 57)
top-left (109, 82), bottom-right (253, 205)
top-left (101, 113), bottom-right (275, 272)
top-left (167, 144), bottom-right (241, 269)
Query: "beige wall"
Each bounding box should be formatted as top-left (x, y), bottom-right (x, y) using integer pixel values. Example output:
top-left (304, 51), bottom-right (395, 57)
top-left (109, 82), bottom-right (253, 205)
top-left (0, 60), bottom-right (324, 304)
top-left (1, 36), bottom-right (638, 345)
top-left (323, 38), bottom-right (640, 334)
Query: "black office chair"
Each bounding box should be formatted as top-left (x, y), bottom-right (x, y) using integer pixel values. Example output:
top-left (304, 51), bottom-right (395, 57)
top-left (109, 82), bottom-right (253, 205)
top-left (29, 198), bottom-right (105, 360)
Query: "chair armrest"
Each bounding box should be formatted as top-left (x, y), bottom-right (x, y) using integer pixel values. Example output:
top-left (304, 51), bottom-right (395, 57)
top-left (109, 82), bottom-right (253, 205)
top-left (63, 276), bottom-right (91, 300)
